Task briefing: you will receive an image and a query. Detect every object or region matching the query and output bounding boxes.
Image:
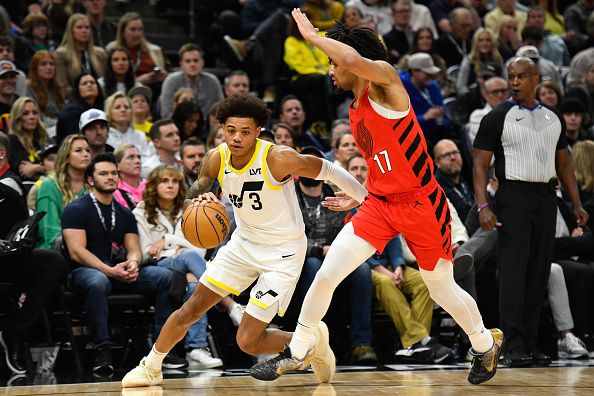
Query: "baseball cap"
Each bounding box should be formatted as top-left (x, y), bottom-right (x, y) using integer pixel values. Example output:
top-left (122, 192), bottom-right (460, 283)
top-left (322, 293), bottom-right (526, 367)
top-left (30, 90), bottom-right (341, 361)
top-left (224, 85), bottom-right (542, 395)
top-left (128, 84), bottom-right (153, 102)
top-left (516, 46), bottom-right (540, 61)
top-left (40, 145), bottom-right (58, 160)
top-left (479, 61), bottom-right (503, 79)
top-left (408, 53), bottom-right (441, 75)
top-left (0, 60), bottom-right (18, 77)
top-left (79, 108), bottom-right (108, 131)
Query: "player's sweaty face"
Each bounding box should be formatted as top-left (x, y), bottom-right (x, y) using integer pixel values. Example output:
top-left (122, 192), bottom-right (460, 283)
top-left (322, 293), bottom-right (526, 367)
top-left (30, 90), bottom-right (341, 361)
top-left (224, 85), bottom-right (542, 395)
top-left (223, 117), bottom-right (260, 156)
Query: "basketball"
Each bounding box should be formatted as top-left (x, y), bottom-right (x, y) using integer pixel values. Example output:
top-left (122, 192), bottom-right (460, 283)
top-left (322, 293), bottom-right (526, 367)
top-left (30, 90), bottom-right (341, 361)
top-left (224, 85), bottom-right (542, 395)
top-left (182, 200), bottom-right (230, 249)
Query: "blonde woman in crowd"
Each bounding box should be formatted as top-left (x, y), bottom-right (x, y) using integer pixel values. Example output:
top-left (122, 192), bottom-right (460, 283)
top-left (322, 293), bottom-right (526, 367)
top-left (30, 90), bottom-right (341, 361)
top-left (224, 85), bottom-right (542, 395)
top-left (457, 28), bottom-right (504, 97)
top-left (571, 141), bottom-right (594, 204)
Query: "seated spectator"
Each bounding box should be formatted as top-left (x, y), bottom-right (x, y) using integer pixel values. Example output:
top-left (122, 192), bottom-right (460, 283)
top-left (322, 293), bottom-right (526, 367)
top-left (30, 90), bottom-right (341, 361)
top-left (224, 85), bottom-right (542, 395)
top-left (84, 0), bottom-right (116, 48)
top-left (343, 5), bottom-right (365, 29)
top-left (205, 124), bottom-right (224, 151)
top-left (7, 97), bottom-right (47, 187)
top-left (514, 45), bottom-right (563, 93)
top-left (42, 0), bottom-right (73, 41)
top-left (104, 91), bottom-right (153, 159)
top-left (383, 0), bottom-right (414, 65)
top-left (485, 0), bottom-right (527, 37)
top-left (304, 0), bottom-right (343, 31)
top-left (525, 7), bottom-right (570, 68)
top-left (172, 101), bottom-right (204, 142)
top-left (159, 43), bottom-right (223, 119)
top-left (26, 51), bottom-right (64, 138)
top-left (178, 137), bottom-right (205, 188)
top-left (62, 153), bottom-right (186, 373)
top-left (172, 87), bottom-right (196, 114)
top-left (0, 131), bottom-right (24, 196)
top-left (106, 12), bottom-right (166, 87)
top-left (332, 131), bottom-right (357, 170)
top-left (133, 165), bottom-right (223, 368)
top-left (457, 28), bottom-right (504, 97)
top-left (324, 118), bottom-right (350, 161)
top-left (22, 12), bottom-right (57, 53)
top-left (0, 183), bottom-right (66, 375)
top-left (129, 84), bottom-right (153, 137)
top-left (142, 120), bottom-right (181, 178)
top-left (35, 135), bottom-right (90, 249)
top-left (98, 48), bottom-right (135, 99)
top-left (536, 80), bottom-right (563, 110)
top-left (566, 48), bottom-right (594, 89)
top-left (409, 1), bottom-right (438, 38)
top-left (79, 108), bottom-right (112, 159)
top-left (113, 143), bottom-right (145, 210)
top-left (496, 15), bottom-right (522, 61)
top-left (223, 70), bottom-right (250, 97)
top-left (0, 60), bottom-right (20, 132)
top-left (345, 0), bottom-right (392, 35)
top-left (563, 0), bottom-right (594, 54)
top-left (434, 8), bottom-right (473, 67)
top-left (0, 37), bottom-right (28, 98)
top-left (272, 122), bottom-right (297, 150)
top-left (558, 97), bottom-right (593, 147)
top-left (54, 13), bottom-right (107, 99)
top-left (294, 146), bottom-right (376, 364)
top-left (56, 73), bottom-right (103, 145)
top-left (467, 77), bottom-right (509, 144)
top-left (571, 140), bottom-right (594, 204)
top-left (278, 95), bottom-right (325, 151)
top-left (398, 27), bottom-right (454, 99)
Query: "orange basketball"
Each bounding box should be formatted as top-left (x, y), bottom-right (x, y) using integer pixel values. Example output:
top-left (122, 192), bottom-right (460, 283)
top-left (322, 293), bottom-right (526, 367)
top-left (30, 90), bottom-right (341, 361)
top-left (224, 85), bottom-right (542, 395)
top-left (182, 201), bottom-right (230, 249)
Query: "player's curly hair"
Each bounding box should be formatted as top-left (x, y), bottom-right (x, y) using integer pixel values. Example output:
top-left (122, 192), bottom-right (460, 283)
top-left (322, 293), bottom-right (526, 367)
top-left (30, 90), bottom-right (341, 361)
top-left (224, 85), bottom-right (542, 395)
top-left (215, 93), bottom-right (270, 127)
top-left (326, 22), bottom-right (389, 62)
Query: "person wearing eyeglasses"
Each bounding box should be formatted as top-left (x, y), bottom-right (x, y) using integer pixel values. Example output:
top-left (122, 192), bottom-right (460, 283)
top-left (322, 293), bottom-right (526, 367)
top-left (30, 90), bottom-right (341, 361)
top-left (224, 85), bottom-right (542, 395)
top-left (467, 77), bottom-right (509, 145)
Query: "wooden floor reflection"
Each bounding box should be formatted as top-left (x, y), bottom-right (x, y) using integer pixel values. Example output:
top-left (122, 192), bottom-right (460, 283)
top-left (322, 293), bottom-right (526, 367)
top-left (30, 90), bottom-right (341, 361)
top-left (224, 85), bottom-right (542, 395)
top-left (4, 367), bottom-right (594, 396)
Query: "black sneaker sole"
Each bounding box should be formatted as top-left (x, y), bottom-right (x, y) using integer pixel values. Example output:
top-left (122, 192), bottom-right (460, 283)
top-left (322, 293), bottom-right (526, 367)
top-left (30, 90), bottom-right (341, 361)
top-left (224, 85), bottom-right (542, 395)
top-left (468, 333), bottom-right (504, 385)
top-left (0, 331), bottom-right (26, 375)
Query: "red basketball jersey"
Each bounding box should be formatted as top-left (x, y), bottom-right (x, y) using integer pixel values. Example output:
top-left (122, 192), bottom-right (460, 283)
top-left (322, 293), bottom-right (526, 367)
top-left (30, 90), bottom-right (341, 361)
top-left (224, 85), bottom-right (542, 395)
top-left (349, 85), bottom-right (435, 196)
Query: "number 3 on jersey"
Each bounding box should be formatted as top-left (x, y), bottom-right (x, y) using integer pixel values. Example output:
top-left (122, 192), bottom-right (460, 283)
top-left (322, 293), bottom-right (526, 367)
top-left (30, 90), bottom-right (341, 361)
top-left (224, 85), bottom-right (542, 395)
top-left (373, 149), bottom-right (393, 174)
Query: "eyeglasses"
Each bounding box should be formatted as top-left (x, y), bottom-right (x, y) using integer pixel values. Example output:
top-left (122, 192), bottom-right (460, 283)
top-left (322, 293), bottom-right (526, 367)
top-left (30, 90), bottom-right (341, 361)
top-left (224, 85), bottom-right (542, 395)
top-left (488, 88), bottom-right (509, 96)
top-left (436, 150), bottom-right (460, 160)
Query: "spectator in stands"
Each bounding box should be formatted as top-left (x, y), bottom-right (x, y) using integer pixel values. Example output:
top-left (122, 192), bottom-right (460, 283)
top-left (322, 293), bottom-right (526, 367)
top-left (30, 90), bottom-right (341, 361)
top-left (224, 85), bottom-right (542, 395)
top-left (0, 60), bottom-right (20, 132)
top-left (435, 7), bottom-right (473, 67)
top-left (42, 0), bottom-right (74, 41)
top-left (343, 5), bottom-right (365, 29)
top-left (514, 45), bottom-right (563, 92)
top-left (159, 43), bottom-right (223, 120)
top-left (0, 182), bottom-right (66, 375)
top-left (56, 72), bottom-right (103, 144)
top-left (223, 70), bottom-right (250, 97)
top-left (35, 135), bottom-right (90, 249)
top-left (172, 87), bottom-right (196, 114)
top-left (7, 97), bottom-right (47, 186)
top-left (98, 47), bottom-right (135, 99)
top-left (278, 95), bottom-right (325, 151)
top-left (113, 143), bottom-right (145, 210)
top-left (84, 0), bottom-right (116, 48)
top-left (429, 0), bottom-right (471, 34)
top-left (304, 0), bottom-right (343, 31)
top-left (26, 51), bottom-right (64, 139)
top-left (345, 0), bottom-right (392, 35)
top-left (54, 13), bottom-right (106, 98)
top-left (485, 0), bottom-right (527, 37)
top-left (383, 0), bottom-right (414, 65)
top-left (566, 48), bottom-right (594, 89)
top-left (0, 37), bottom-right (28, 98)
top-left (525, 7), bottom-right (570, 68)
top-left (107, 12), bottom-right (166, 86)
top-left (104, 91), bottom-right (152, 159)
top-left (496, 14), bottom-right (522, 61)
top-left (172, 101), bottom-right (204, 143)
top-left (142, 119), bottom-right (181, 178)
top-left (133, 165), bottom-right (223, 369)
top-left (457, 28), bottom-right (504, 97)
top-left (467, 77), bottom-right (509, 144)
top-left (22, 12), bottom-right (56, 53)
top-left (179, 137), bottom-right (205, 188)
top-left (563, 0), bottom-right (594, 54)
top-left (571, 140), bottom-right (594, 203)
top-left (0, 131), bottom-right (24, 196)
top-left (398, 27), bottom-right (454, 98)
top-left (536, 80), bottom-right (563, 109)
top-left (399, 53), bottom-right (450, 152)
top-left (205, 124), bottom-right (224, 151)
top-left (129, 84), bottom-right (153, 137)
top-left (409, 0), bottom-right (439, 38)
top-left (79, 108), bottom-right (112, 159)
top-left (62, 153), bottom-right (186, 373)
top-left (559, 97), bottom-right (593, 147)
top-left (333, 131), bottom-right (357, 170)
top-left (346, 152), bottom-right (367, 185)
top-left (0, 9), bottom-right (33, 73)
top-left (324, 118), bottom-right (351, 161)
top-left (272, 122), bottom-right (297, 150)
top-left (295, 146), bottom-right (376, 365)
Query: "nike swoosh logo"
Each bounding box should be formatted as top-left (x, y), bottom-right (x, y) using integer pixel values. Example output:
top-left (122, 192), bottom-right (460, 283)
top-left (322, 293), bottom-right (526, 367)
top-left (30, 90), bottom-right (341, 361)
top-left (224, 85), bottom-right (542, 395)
top-left (0, 198), bottom-right (4, 203)
top-left (224, 169), bottom-right (231, 174)
top-left (282, 253), bottom-right (295, 258)
top-left (516, 117), bottom-right (524, 121)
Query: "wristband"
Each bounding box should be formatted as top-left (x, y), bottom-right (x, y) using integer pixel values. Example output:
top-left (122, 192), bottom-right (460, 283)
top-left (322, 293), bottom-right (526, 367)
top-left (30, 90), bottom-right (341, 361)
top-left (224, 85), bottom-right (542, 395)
top-left (477, 202), bottom-right (489, 212)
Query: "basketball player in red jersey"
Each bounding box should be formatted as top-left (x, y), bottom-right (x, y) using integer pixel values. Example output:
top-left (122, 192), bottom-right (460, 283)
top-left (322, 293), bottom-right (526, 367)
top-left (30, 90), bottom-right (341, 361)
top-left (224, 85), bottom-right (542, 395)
top-left (251, 9), bottom-right (503, 385)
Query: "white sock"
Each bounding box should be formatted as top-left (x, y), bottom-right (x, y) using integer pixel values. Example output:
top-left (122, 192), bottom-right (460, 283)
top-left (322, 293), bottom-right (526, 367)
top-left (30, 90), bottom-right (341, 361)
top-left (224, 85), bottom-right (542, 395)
top-left (289, 318), bottom-right (317, 360)
top-left (420, 336), bottom-right (432, 346)
top-left (145, 345), bottom-right (167, 370)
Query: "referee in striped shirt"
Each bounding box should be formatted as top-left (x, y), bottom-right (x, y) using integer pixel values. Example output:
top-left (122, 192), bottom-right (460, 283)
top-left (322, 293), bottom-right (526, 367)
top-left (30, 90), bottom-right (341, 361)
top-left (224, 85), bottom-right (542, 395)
top-left (472, 58), bottom-right (589, 367)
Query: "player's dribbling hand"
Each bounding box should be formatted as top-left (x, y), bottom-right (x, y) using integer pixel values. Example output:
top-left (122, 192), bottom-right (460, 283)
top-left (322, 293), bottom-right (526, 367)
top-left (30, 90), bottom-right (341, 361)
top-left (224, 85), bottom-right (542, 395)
top-left (479, 207), bottom-right (502, 231)
top-left (193, 192), bottom-right (220, 204)
top-left (322, 191), bottom-right (359, 211)
top-left (292, 8), bottom-right (319, 42)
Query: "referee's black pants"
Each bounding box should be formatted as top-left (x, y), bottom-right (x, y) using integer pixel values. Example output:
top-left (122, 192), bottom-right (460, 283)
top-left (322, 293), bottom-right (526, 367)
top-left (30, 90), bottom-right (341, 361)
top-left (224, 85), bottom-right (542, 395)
top-left (495, 181), bottom-right (557, 353)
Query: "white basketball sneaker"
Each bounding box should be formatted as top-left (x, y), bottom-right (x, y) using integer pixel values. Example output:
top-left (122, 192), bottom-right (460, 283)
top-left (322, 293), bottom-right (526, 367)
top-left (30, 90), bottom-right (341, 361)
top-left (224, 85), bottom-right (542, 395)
top-left (308, 321), bottom-right (336, 383)
top-left (122, 358), bottom-right (163, 388)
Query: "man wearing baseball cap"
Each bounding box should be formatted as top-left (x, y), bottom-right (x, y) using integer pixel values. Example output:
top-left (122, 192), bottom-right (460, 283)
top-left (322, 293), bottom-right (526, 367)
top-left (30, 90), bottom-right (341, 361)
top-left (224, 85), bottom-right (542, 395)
top-left (399, 52), bottom-right (451, 153)
top-left (79, 108), bottom-right (113, 159)
top-left (0, 60), bottom-right (19, 132)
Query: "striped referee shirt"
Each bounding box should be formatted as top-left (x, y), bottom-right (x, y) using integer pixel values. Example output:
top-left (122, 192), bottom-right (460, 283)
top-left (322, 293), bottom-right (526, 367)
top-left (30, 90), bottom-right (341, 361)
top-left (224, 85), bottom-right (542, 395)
top-left (473, 99), bottom-right (568, 183)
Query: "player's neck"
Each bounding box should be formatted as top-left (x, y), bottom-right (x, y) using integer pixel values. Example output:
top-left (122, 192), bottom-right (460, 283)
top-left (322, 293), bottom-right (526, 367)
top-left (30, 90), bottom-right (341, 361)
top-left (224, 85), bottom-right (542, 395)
top-left (229, 148), bottom-right (255, 170)
top-left (353, 79), bottom-right (369, 101)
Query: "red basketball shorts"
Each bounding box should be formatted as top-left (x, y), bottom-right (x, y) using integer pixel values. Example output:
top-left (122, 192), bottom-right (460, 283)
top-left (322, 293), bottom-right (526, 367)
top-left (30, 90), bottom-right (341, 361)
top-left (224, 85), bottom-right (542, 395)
top-left (351, 181), bottom-right (453, 271)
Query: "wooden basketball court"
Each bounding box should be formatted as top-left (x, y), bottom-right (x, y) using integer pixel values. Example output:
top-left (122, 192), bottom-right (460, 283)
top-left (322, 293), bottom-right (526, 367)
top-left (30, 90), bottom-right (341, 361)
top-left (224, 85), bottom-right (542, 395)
top-left (4, 366), bottom-right (594, 395)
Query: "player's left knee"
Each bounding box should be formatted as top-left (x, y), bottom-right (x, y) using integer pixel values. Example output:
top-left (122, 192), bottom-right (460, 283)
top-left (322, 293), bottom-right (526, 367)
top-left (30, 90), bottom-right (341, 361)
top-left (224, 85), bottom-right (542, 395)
top-left (236, 326), bottom-right (263, 355)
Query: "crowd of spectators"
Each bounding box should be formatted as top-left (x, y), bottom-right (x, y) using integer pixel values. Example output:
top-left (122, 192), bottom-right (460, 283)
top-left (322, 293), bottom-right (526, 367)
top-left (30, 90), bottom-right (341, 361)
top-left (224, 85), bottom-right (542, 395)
top-left (0, 0), bottom-right (594, 377)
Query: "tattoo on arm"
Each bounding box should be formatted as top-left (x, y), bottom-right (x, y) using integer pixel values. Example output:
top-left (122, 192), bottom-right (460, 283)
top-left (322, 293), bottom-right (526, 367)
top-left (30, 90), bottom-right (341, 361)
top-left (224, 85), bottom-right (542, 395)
top-left (188, 150), bottom-right (217, 198)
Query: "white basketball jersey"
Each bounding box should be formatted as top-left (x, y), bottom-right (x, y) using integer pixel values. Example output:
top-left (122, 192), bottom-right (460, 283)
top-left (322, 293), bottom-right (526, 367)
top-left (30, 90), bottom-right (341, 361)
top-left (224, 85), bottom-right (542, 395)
top-left (217, 139), bottom-right (304, 244)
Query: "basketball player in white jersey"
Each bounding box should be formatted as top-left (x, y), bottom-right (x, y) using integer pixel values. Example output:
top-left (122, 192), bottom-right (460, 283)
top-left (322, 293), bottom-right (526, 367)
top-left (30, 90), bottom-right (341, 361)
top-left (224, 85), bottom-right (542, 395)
top-left (122, 93), bottom-right (367, 388)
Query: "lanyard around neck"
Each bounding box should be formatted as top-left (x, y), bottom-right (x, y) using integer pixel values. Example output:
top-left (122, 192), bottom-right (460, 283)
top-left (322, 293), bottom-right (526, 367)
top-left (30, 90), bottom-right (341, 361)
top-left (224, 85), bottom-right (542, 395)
top-left (90, 192), bottom-right (116, 237)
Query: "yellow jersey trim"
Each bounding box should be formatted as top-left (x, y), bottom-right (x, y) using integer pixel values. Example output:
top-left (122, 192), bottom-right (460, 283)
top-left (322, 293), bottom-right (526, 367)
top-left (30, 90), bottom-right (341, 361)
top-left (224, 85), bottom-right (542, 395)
top-left (262, 143), bottom-right (282, 191)
top-left (227, 139), bottom-right (262, 175)
top-left (205, 275), bottom-right (240, 296)
top-left (217, 145), bottom-right (226, 187)
top-left (249, 297), bottom-right (269, 310)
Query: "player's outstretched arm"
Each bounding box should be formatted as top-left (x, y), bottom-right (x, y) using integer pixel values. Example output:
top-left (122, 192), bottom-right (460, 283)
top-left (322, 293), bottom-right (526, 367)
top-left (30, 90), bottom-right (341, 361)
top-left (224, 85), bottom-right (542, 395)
top-left (267, 145), bottom-right (367, 204)
top-left (187, 148), bottom-right (221, 203)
